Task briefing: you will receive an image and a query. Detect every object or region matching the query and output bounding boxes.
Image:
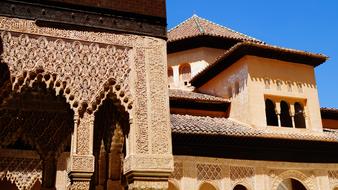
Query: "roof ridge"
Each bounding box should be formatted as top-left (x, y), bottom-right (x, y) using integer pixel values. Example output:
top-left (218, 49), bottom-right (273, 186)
top-left (168, 15), bottom-right (197, 32)
top-left (194, 15), bottom-right (262, 42)
top-left (192, 15), bottom-right (205, 34)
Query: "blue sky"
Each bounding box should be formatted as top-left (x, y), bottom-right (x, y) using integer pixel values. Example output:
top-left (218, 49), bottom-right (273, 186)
top-left (167, 0), bottom-right (338, 108)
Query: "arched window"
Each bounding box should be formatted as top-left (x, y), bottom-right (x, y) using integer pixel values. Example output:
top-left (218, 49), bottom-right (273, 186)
top-left (233, 184), bottom-right (248, 190)
top-left (179, 63), bottom-right (191, 83)
top-left (265, 99), bottom-right (278, 126)
top-left (277, 178), bottom-right (307, 190)
top-left (168, 66), bottom-right (174, 85)
top-left (199, 182), bottom-right (217, 190)
top-left (294, 102), bottom-right (306, 128)
top-left (280, 101), bottom-right (292, 127)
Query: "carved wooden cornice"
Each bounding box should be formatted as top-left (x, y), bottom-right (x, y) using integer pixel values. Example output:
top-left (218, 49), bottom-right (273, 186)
top-left (0, 0), bottom-right (167, 39)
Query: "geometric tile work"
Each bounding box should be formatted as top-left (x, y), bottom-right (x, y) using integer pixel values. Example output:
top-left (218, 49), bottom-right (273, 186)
top-left (197, 164), bottom-right (222, 180)
top-left (170, 162), bottom-right (183, 179)
top-left (230, 166), bottom-right (254, 187)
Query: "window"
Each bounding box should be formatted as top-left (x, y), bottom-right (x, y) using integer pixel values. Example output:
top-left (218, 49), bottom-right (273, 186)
top-left (179, 63), bottom-right (191, 84)
top-left (280, 101), bottom-right (292, 127)
top-left (294, 102), bottom-right (306, 128)
top-left (265, 99), bottom-right (278, 126)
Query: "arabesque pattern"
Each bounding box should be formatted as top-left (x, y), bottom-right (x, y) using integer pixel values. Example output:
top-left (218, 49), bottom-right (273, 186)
top-left (0, 31), bottom-right (132, 115)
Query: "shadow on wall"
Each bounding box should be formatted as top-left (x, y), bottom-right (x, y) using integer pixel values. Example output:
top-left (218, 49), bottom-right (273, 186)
top-left (251, 77), bottom-right (317, 90)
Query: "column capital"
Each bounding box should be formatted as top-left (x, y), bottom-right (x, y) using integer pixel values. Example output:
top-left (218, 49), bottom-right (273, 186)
top-left (123, 154), bottom-right (173, 186)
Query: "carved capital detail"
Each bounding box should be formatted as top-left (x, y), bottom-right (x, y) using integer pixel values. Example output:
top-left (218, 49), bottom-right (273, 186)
top-left (123, 154), bottom-right (173, 174)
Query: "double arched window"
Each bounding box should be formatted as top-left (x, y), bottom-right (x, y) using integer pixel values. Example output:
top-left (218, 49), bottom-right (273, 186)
top-left (265, 99), bottom-right (306, 128)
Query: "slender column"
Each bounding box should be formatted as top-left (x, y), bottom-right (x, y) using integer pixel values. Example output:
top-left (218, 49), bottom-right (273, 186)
top-left (68, 113), bottom-right (95, 190)
top-left (107, 125), bottom-right (124, 190)
top-left (41, 156), bottom-right (57, 190)
top-left (275, 102), bottom-right (281, 127)
top-left (96, 141), bottom-right (106, 190)
top-left (290, 104), bottom-right (296, 128)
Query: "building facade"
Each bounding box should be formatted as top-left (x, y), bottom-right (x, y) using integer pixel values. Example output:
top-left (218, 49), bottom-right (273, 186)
top-left (167, 15), bottom-right (338, 190)
top-left (0, 0), bottom-right (173, 190)
top-left (1, 1), bottom-right (338, 190)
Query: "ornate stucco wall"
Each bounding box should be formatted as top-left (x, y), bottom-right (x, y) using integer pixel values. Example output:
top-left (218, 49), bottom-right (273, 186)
top-left (0, 15), bottom-right (173, 190)
top-left (170, 156), bottom-right (338, 190)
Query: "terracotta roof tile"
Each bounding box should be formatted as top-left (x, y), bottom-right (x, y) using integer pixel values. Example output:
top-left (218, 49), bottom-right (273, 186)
top-left (168, 15), bottom-right (262, 43)
top-left (171, 114), bottom-right (338, 142)
top-left (169, 89), bottom-right (228, 103)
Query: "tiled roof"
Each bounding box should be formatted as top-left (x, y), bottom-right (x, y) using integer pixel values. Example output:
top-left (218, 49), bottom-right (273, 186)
top-left (171, 114), bottom-right (338, 142)
top-left (168, 15), bottom-right (262, 43)
top-left (169, 89), bottom-right (228, 103)
top-left (190, 42), bottom-right (328, 87)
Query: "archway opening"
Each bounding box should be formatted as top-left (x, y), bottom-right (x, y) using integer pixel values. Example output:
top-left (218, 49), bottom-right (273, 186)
top-left (199, 182), bottom-right (217, 190)
top-left (277, 178), bottom-right (307, 190)
top-left (233, 184), bottom-right (248, 190)
top-left (0, 78), bottom-right (74, 190)
top-left (92, 96), bottom-right (129, 190)
top-left (294, 102), bottom-right (306, 128)
top-left (280, 101), bottom-right (292, 127)
top-left (265, 99), bottom-right (278, 126)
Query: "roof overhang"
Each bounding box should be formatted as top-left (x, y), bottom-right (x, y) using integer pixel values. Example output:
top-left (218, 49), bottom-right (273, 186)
top-left (191, 42), bottom-right (328, 88)
top-left (321, 108), bottom-right (338, 120)
top-left (172, 132), bottom-right (338, 163)
top-left (167, 35), bottom-right (242, 54)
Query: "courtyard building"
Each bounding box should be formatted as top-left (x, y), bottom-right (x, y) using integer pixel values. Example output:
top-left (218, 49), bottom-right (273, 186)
top-left (0, 1), bottom-right (338, 190)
